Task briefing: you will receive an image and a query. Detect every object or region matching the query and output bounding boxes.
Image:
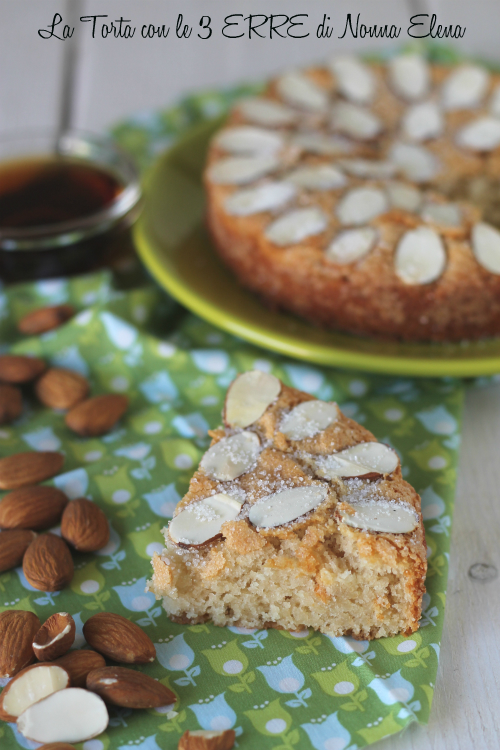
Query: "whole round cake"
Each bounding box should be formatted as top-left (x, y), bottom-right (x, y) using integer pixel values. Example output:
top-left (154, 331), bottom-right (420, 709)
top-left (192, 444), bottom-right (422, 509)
top-left (204, 53), bottom-right (500, 341)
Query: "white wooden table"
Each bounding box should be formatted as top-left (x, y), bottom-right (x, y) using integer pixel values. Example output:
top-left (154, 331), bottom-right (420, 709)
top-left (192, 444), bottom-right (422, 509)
top-left (1, 2), bottom-right (499, 747)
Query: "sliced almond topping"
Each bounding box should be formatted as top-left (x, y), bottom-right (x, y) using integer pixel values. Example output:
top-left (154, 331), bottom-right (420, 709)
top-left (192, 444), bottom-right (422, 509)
top-left (225, 371), bottom-right (281, 428)
top-left (276, 73), bottom-right (329, 112)
top-left (389, 142), bottom-right (439, 183)
top-left (214, 126), bottom-right (284, 155)
top-left (442, 64), bottom-right (489, 110)
top-left (17, 687), bottom-right (109, 744)
top-left (169, 493), bottom-right (243, 546)
top-left (339, 159), bottom-right (396, 179)
top-left (421, 202), bottom-right (461, 228)
top-left (280, 400), bottom-right (339, 440)
top-left (293, 131), bottom-right (353, 155)
top-left (336, 187), bottom-right (388, 226)
top-left (402, 101), bottom-right (444, 142)
top-left (0, 664), bottom-right (69, 722)
top-left (224, 182), bottom-right (296, 216)
top-left (285, 164), bottom-right (346, 191)
top-left (249, 485), bottom-right (328, 528)
top-left (331, 101), bottom-right (382, 140)
top-left (490, 85), bottom-right (500, 117)
top-left (314, 454), bottom-right (378, 480)
top-left (314, 442), bottom-right (398, 479)
top-left (340, 500), bottom-right (418, 534)
top-left (456, 116), bottom-right (500, 152)
top-left (238, 97), bottom-right (297, 127)
top-left (265, 207), bottom-right (327, 246)
top-left (472, 222), bottom-right (500, 274)
top-left (387, 181), bottom-right (422, 212)
top-left (329, 55), bottom-right (375, 104)
top-left (326, 227), bottom-right (377, 264)
top-left (200, 432), bottom-right (261, 481)
top-left (208, 155), bottom-right (279, 185)
top-left (395, 226), bottom-right (446, 285)
top-left (389, 54), bottom-right (429, 101)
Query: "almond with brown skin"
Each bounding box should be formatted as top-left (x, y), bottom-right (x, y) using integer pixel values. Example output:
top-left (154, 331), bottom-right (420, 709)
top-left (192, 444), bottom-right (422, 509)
top-left (178, 729), bottom-right (236, 750)
top-left (52, 649), bottom-right (105, 688)
top-left (83, 612), bottom-right (156, 664)
top-left (23, 533), bottom-right (74, 591)
top-left (65, 394), bottom-right (128, 437)
top-left (0, 384), bottom-right (23, 425)
top-left (0, 609), bottom-right (40, 678)
top-left (0, 354), bottom-right (46, 384)
top-left (33, 613), bottom-right (76, 661)
top-left (0, 662), bottom-right (70, 722)
top-left (60, 498), bottom-right (110, 552)
top-left (18, 305), bottom-right (75, 335)
top-left (35, 368), bottom-right (90, 410)
top-left (0, 486), bottom-right (68, 530)
top-left (0, 529), bottom-right (36, 572)
top-left (86, 666), bottom-right (176, 708)
top-left (0, 452), bottom-right (65, 491)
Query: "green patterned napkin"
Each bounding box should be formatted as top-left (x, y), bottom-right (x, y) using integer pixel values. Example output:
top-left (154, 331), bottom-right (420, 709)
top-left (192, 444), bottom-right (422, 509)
top-left (0, 81), bottom-right (464, 750)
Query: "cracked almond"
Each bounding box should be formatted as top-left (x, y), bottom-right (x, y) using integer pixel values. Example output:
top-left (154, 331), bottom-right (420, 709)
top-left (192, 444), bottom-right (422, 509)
top-left (33, 613), bottom-right (76, 661)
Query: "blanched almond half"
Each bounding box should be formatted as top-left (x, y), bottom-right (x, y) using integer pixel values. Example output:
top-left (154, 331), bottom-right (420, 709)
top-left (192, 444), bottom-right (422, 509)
top-left (421, 202), bottom-right (461, 228)
top-left (472, 222), bottom-right (500, 274)
top-left (339, 159), bottom-right (395, 179)
top-left (265, 207), bottom-right (327, 246)
top-left (208, 155), bottom-right (279, 185)
top-left (249, 485), bottom-right (328, 528)
top-left (276, 72), bottom-right (329, 112)
top-left (293, 132), bottom-right (353, 156)
top-left (326, 227), bottom-right (377, 264)
top-left (225, 371), bottom-right (281, 428)
top-left (224, 182), bottom-right (296, 216)
top-left (238, 97), bottom-right (297, 127)
top-left (442, 64), bottom-right (489, 110)
top-left (331, 101), bottom-right (382, 140)
top-left (336, 187), bottom-right (388, 226)
top-left (389, 54), bottom-right (429, 101)
top-left (169, 494), bottom-right (243, 546)
top-left (285, 164), bottom-right (346, 190)
top-left (387, 182), bottom-right (422, 213)
top-left (200, 432), bottom-right (261, 481)
top-left (33, 613), bottom-right (75, 661)
top-left (395, 227), bottom-right (446, 285)
top-left (214, 126), bottom-right (284, 155)
top-left (402, 101), bottom-right (443, 142)
top-left (17, 687), bottom-right (108, 744)
top-left (329, 55), bottom-right (375, 104)
top-left (389, 142), bottom-right (439, 183)
top-left (280, 400), bottom-right (339, 440)
top-left (456, 116), bottom-right (500, 152)
top-left (0, 664), bottom-right (69, 722)
top-left (340, 500), bottom-right (418, 534)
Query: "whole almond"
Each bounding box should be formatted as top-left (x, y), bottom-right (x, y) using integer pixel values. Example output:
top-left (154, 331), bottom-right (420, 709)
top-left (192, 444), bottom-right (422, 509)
top-left (0, 661), bottom-right (70, 722)
top-left (0, 354), bottom-right (46, 384)
top-left (83, 612), bottom-right (156, 664)
top-left (23, 533), bottom-right (74, 591)
top-left (65, 394), bottom-right (128, 437)
top-left (33, 613), bottom-right (76, 661)
top-left (60, 498), bottom-right (109, 552)
top-left (35, 368), bottom-right (90, 410)
top-left (0, 486), bottom-right (68, 530)
top-left (0, 384), bottom-right (23, 425)
top-left (178, 729), bottom-right (236, 750)
top-left (52, 649), bottom-right (105, 688)
top-left (0, 451), bottom-right (65, 491)
top-left (87, 666), bottom-right (175, 708)
top-left (0, 609), bottom-right (40, 678)
top-left (18, 305), bottom-right (75, 335)
top-left (0, 529), bottom-right (36, 572)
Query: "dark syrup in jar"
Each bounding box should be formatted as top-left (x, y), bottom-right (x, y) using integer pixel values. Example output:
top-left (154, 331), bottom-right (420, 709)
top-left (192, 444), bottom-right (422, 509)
top-left (0, 156), bottom-right (122, 230)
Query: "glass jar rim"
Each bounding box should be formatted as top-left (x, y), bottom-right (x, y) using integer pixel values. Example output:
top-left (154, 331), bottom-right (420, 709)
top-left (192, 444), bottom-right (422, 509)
top-left (0, 129), bottom-right (142, 252)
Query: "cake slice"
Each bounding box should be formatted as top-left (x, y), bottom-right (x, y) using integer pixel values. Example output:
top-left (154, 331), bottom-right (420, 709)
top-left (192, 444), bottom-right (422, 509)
top-left (149, 371), bottom-right (426, 639)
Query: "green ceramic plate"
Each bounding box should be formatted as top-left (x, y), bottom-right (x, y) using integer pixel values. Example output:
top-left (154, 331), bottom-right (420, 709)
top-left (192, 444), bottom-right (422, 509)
top-left (134, 117), bottom-right (500, 377)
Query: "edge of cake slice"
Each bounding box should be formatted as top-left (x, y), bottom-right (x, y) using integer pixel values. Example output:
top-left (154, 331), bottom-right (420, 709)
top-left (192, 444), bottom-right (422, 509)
top-left (148, 370), bottom-right (426, 640)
